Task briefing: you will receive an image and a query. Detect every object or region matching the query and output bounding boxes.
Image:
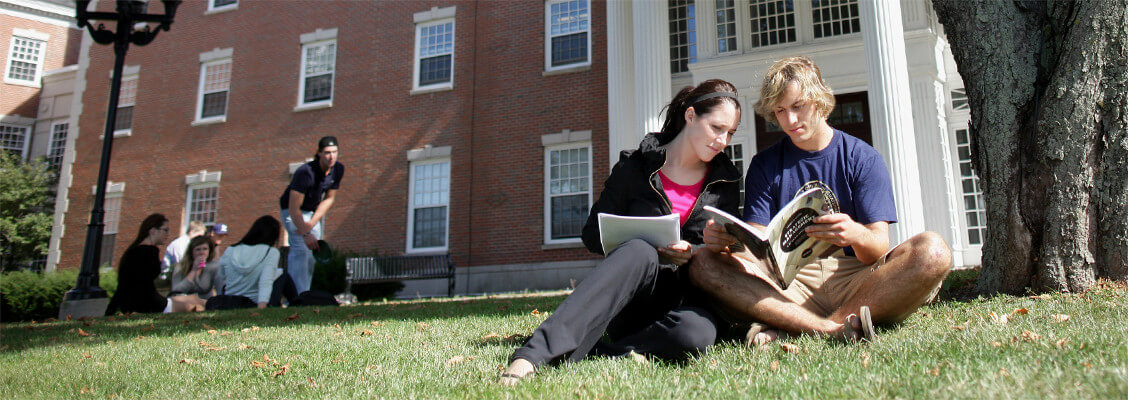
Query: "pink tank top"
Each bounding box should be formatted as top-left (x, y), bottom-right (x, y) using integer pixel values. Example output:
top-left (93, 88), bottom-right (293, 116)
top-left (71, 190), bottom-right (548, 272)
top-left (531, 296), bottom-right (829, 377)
top-left (659, 170), bottom-right (705, 226)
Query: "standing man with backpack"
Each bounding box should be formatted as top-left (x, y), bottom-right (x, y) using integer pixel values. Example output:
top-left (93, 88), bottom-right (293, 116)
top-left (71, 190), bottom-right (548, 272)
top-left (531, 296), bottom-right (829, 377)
top-left (279, 136), bottom-right (344, 294)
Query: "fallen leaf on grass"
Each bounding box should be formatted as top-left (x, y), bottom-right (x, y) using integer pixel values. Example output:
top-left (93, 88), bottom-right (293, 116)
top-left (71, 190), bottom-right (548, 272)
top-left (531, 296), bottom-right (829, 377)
top-left (779, 343), bottom-right (801, 353)
top-left (861, 352), bottom-right (870, 368)
top-left (307, 377), bottom-right (318, 388)
top-left (206, 330), bottom-right (218, 335)
top-left (285, 312), bottom-right (299, 321)
top-left (990, 311), bottom-right (1009, 325)
top-left (313, 308), bottom-right (321, 314)
top-left (347, 313), bottom-right (364, 319)
top-left (991, 341), bottom-right (1003, 348)
top-left (530, 309), bottom-right (540, 315)
top-left (141, 324), bottom-right (155, 332)
top-left (360, 329), bottom-right (375, 336)
top-left (241, 326), bottom-right (261, 333)
top-left (134, 336), bottom-right (146, 341)
top-left (481, 332), bottom-right (501, 341)
top-left (950, 325), bottom-right (966, 331)
top-left (416, 322), bottom-right (430, 332)
top-left (202, 323), bottom-right (215, 330)
top-left (249, 312), bottom-right (260, 317)
top-left (77, 328), bottom-right (91, 337)
top-left (1081, 361), bottom-right (1092, 370)
top-left (80, 387), bottom-right (92, 394)
top-left (629, 351), bottom-right (648, 364)
top-left (205, 346), bottom-right (227, 351)
top-left (179, 359), bottom-right (196, 364)
top-left (83, 352), bottom-right (93, 359)
top-left (370, 321), bottom-right (385, 327)
top-left (998, 368), bottom-right (1010, 377)
top-left (1055, 338), bottom-right (1069, 348)
top-left (927, 365), bottom-right (942, 376)
top-left (250, 360), bottom-right (267, 368)
top-left (272, 364), bottom-right (290, 377)
top-left (237, 343), bottom-right (252, 350)
top-left (1051, 314), bottom-right (1071, 323)
top-left (199, 341), bottom-right (213, 347)
top-left (445, 356), bottom-right (466, 366)
top-left (1029, 294), bottom-right (1052, 300)
top-left (1012, 307), bottom-right (1029, 315)
top-left (1013, 330), bottom-right (1041, 342)
top-left (770, 360), bottom-right (780, 371)
top-left (263, 355), bottom-right (277, 365)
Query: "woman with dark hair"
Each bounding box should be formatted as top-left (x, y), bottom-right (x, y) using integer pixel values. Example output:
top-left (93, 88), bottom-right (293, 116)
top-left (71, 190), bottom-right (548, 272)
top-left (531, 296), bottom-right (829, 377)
top-left (216, 216), bottom-right (282, 309)
top-left (168, 236), bottom-right (220, 306)
top-left (501, 79), bottom-right (744, 385)
top-left (106, 214), bottom-right (203, 314)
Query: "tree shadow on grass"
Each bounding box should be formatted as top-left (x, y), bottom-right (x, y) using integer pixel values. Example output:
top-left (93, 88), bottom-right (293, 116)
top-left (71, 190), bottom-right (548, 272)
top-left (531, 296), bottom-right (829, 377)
top-left (0, 292), bottom-right (569, 353)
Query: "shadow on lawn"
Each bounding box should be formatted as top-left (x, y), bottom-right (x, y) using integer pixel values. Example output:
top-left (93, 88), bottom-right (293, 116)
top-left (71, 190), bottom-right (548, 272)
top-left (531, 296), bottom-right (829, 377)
top-left (0, 293), bottom-right (568, 353)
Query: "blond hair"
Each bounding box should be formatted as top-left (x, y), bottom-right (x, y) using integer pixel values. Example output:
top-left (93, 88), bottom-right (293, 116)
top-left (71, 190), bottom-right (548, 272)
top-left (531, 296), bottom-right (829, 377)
top-left (754, 56), bottom-right (836, 124)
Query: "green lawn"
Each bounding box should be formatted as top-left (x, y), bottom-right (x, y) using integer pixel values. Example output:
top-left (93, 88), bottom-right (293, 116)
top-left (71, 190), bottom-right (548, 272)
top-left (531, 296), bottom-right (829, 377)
top-left (1, 277), bottom-right (1126, 399)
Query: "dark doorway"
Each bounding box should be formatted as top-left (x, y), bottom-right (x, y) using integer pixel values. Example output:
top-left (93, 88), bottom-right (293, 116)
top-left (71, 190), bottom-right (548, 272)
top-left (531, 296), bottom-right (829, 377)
top-left (753, 91), bottom-right (872, 151)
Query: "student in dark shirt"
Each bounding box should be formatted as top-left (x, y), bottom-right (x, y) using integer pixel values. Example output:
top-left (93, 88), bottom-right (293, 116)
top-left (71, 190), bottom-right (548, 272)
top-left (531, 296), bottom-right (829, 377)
top-left (106, 214), bottom-right (204, 315)
top-left (279, 136), bottom-right (344, 294)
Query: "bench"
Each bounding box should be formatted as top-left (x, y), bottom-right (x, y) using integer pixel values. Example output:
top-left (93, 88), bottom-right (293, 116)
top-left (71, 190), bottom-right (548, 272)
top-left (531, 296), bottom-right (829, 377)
top-left (343, 254), bottom-right (455, 300)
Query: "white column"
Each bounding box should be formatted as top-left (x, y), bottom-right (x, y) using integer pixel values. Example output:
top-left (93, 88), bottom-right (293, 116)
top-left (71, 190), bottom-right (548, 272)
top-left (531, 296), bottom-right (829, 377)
top-left (606, 0), bottom-right (636, 167)
top-left (631, 0), bottom-right (671, 141)
top-left (859, 0), bottom-right (925, 245)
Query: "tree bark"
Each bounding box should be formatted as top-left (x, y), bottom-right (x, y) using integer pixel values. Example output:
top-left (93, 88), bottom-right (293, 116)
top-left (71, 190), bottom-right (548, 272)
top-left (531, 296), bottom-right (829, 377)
top-left (933, 0), bottom-right (1128, 294)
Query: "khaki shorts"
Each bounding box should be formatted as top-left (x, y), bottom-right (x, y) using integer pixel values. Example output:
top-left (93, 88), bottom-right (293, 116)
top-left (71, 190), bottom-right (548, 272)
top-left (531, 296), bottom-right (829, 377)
top-left (737, 245), bottom-right (940, 321)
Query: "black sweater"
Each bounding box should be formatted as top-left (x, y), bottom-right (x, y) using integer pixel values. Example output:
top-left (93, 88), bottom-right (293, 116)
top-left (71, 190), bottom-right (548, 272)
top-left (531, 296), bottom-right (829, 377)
top-left (106, 245), bottom-right (167, 315)
top-left (581, 134), bottom-right (743, 255)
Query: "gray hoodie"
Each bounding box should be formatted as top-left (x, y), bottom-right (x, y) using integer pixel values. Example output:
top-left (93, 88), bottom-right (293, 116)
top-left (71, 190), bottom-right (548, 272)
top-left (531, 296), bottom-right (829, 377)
top-left (217, 244), bottom-right (279, 304)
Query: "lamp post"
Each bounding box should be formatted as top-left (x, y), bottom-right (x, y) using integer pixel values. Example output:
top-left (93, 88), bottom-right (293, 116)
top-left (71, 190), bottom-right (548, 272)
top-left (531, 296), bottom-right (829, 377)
top-left (60, 0), bottom-right (181, 318)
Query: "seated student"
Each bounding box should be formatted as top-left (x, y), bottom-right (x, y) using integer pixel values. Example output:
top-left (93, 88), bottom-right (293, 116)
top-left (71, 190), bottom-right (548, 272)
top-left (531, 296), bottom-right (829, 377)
top-left (168, 236), bottom-right (220, 307)
top-left (500, 79), bottom-right (744, 385)
top-left (688, 56), bottom-right (952, 344)
top-left (216, 216), bottom-right (281, 309)
top-left (106, 214), bottom-right (203, 315)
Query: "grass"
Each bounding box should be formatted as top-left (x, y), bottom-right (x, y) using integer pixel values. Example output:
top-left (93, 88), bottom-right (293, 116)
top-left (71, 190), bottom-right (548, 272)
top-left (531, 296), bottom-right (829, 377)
top-left (1, 276), bottom-right (1126, 399)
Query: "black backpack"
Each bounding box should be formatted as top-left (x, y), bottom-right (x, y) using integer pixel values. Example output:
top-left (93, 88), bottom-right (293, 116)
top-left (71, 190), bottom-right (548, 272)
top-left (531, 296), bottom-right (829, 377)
top-left (289, 290), bottom-right (339, 307)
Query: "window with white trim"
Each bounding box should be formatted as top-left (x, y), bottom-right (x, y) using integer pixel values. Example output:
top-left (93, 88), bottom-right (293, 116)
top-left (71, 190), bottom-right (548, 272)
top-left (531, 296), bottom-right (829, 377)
top-left (951, 88), bottom-right (969, 111)
top-left (544, 143), bottom-right (591, 243)
top-left (196, 58), bottom-right (231, 121)
top-left (407, 158), bottom-right (450, 252)
top-left (114, 75), bottom-right (138, 135)
top-left (723, 140), bottom-right (747, 214)
top-left (100, 191), bottom-right (123, 268)
top-left (748, 0), bottom-right (796, 47)
top-left (208, 0), bottom-right (237, 12)
top-left (414, 19), bottom-right (455, 89)
top-left (546, 0), bottom-right (591, 70)
top-left (187, 184), bottom-right (219, 226)
top-left (0, 124), bottom-right (29, 158)
top-left (954, 126), bottom-right (985, 245)
top-left (299, 39), bottom-right (336, 106)
top-left (811, 0), bottom-right (859, 39)
top-left (715, 0), bottom-right (738, 53)
top-left (5, 36), bottom-right (45, 85)
top-left (669, 0), bottom-right (697, 74)
top-left (47, 122), bottom-right (68, 168)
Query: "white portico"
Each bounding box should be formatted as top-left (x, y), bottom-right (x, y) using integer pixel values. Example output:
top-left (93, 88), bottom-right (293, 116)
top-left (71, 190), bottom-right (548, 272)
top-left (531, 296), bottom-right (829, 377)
top-left (606, 0), bottom-right (981, 267)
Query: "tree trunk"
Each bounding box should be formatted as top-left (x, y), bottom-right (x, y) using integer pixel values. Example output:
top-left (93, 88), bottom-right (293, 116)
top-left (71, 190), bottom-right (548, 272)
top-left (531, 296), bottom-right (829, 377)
top-left (933, 0), bottom-right (1128, 294)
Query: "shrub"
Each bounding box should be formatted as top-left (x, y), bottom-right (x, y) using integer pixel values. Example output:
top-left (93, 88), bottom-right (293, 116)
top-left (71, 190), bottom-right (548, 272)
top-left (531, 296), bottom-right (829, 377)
top-left (1, 269), bottom-right (117, 322)
top-left (310, 248), bottom-right (402, 301)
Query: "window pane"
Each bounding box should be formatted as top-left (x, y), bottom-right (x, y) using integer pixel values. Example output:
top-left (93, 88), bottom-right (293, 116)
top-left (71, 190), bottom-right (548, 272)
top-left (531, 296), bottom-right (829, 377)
top-left (99, 233), bottom-right (116, 268)
top-left (551, 32), bottom-right (588, 67)
top-left (413, 206), bottom-right (448, 248)
top-left (812, 0), bottom-right (860, 39)
top-left (747, 0), bottom-right (795, 48)
top-left (550, 0), bottom-right (589, 36)
top-left (669, 0), bottom-right (697, 74)
top-left (212, 0), bottom-right (237, 8)
top-left (118, 78), bottom-right (138, 106)
top-left (201, 91), bottom-right (228, 118)
top-left (551, 194), bottom-right (587, 239)
top-left (114, 106), bottom-right (133, 132)
top-left (304, 43), bottom-right (336, 75)
top-left (0, 124), bottom-right (28, 156)
top-left (203, 62), bottom-right (231, 92)
top-left (6, 37), bottom-right (44, 82)
top-left (303, 74), bottom-right (333, 103)
top-left (48, 123), bottom-right (68, 168)
top-left (715, 0), bottom-right (737, 52)
top-left (419, 55), bottom-right (452, 86)
top-left (188, 186), bottom-right (220, 225)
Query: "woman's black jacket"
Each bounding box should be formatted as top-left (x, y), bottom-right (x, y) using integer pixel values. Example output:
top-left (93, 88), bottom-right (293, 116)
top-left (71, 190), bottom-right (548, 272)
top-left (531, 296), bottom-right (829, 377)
top-left (580, 134), bottom-right (743, 255)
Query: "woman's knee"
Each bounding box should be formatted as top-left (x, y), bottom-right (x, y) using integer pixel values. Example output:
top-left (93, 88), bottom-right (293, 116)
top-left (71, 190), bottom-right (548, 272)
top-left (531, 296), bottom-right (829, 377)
top-left (667, 309), bottom-right (718, 353)
top-left (603, 239), bottom-right (660, 272)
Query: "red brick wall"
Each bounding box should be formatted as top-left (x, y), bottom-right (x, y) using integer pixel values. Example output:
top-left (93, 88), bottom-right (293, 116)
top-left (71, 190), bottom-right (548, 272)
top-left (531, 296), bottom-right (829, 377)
top-left (0, 15), bottom-right (79, 120)
top-left (60, 1), bottom-right (605, 271)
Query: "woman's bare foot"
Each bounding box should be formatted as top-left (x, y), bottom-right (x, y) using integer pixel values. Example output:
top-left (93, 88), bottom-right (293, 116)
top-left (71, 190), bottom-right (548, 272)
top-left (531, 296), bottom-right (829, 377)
top-left (499, 358), bottom-right (535, 386)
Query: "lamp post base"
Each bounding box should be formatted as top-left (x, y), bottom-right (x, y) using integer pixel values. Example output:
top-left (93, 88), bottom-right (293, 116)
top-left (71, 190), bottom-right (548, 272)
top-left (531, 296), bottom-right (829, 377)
top-left (58, 297), bottom-right (110, 320)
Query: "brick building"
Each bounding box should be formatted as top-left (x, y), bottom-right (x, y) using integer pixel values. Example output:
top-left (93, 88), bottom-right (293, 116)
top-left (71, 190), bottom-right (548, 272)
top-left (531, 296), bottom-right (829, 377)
top-left (53, 0), bottom-right (982, 296)
top-left (53, 0), bottom-right (608, 294)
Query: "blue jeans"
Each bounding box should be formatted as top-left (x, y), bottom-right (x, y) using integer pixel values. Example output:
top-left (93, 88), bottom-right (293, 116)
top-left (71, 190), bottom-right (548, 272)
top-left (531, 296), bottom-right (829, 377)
top-left (280, 209), bottom-right (322, 293)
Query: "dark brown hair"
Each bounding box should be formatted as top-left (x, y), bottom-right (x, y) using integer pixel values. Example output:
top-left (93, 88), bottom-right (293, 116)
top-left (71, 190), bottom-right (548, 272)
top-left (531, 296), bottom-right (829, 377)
top-left (656, 79), bottom-right (742, 145)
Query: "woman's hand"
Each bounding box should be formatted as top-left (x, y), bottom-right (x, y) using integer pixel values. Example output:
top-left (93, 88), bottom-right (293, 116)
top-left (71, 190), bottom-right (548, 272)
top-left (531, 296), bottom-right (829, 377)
top-left (658, 240), bottom-right (695, 266)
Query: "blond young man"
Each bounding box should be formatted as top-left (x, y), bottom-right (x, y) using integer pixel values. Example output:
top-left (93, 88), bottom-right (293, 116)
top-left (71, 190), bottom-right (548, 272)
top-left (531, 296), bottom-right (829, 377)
top-left (688, 56), bottom-right (952, 343)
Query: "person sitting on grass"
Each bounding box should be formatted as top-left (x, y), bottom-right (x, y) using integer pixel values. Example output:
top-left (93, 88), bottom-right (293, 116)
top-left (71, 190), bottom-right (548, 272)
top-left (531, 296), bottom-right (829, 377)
top-left (168, 235), bottom-right (221, 306)
top-left (106, 214), bottom-right (204, 315)
top-left (500, 79), bottom-right (744, 385)
top-left (687, 56), bottom-right (953, 345)
top-left (216, 216), bottom-right (281, 310)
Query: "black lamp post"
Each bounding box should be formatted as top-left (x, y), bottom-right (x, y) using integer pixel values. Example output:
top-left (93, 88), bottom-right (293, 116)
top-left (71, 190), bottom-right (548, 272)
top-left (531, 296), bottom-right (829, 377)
top-left (62, 0), bottom-right (180, 309)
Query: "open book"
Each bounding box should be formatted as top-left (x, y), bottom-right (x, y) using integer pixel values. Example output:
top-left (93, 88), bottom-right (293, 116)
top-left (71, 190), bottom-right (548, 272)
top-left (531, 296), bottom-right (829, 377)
top-left (597, 213), bottom-right (681, 254)
top-left (704, 187), bottom-right (840, 288)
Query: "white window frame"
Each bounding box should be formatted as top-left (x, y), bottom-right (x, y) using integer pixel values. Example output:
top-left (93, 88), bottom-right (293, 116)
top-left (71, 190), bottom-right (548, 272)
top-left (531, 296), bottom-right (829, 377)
top-left (543, 140), bottom-right (592, 245)
top-left (412, 15), bottom-right (456, 93)
top-left (206, 0), bottom-right (238, 13)
top-left (946, 112), bottom-right (983, 266)
top-left (5, 29), bottom-right (49, 87)
top-left (113, 74), bottom-right (138, 137)
top-left (194, 48), bottom-right (233, 125)
top-left (47, 121), bottom-right (68, 168)
top-left (406, 147), bottom-right (451, 253)
top-left (98, 182), bottom-right (125, 268)
top-left (296, 28), bottom-right (338, 111)
top-left (544, 0), bottom-right (592, 73)
top-left (0, 123), bottom-right (31, 159)
top-left (184, 170), bottom-right (222, 228)
top-left (697, 0), bottom-right (860, 57)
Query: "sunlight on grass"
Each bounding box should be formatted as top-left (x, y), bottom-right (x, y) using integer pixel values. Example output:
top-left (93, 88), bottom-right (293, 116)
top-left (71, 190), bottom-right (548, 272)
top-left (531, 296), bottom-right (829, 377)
top-left (2, 282), bottom-right (1126, 398)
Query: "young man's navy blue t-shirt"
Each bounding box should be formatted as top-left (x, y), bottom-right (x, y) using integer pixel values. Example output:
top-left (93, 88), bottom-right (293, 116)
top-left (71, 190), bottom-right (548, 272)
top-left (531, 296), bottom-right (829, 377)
top-left (279, 160), bottom-right (345, 212)
top-left (742, 129), bottom-right (897, 256)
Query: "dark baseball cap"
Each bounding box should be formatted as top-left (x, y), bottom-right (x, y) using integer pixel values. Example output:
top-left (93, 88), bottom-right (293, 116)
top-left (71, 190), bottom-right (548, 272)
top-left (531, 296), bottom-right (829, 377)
top-left (318, 136), bottom-right (339, 150)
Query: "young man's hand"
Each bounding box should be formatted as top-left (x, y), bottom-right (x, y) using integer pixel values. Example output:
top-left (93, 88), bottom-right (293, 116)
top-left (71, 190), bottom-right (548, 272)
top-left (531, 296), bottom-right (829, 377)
top-left (702, 220), bottom-right (737, 252)
top-left (806, 213), bottom-right (867, 247)
top-left (303, 234), bottom-right (319, 251)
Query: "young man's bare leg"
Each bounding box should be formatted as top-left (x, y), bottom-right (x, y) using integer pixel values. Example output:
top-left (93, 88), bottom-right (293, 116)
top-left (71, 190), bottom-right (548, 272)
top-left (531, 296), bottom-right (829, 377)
top-left (689, 249), bottom-right (860, 340)
top-left (827, 231), bottom-right (952, 324)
